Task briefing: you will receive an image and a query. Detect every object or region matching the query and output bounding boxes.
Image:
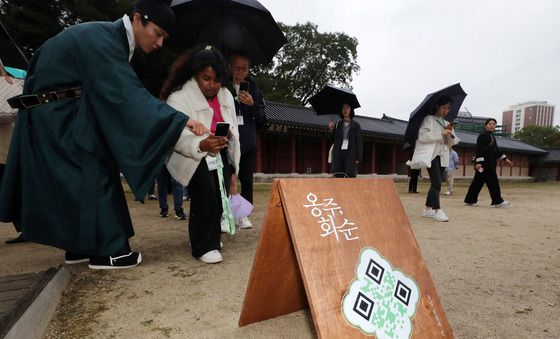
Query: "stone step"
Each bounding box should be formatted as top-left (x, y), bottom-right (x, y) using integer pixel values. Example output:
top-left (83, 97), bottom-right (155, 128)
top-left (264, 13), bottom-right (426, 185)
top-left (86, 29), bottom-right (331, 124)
top-left (0, 266), bottom-right (70, 339)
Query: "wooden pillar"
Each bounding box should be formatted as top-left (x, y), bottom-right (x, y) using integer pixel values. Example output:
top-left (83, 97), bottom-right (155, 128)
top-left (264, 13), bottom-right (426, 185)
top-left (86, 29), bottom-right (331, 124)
top-left (321, 138), bottom-right (327, 173)
top-left (462, 148), bottom-right (467, 177)
top-left (499, 160), bottom-right (503, 176)
top-left (256, 134), bottom-right (262, 173)
top-left (291, 134), bottom-right (297, 173)
top-left (272, 137), bottom-right (277, 173)
top-left (391, 143), bottom-right (397, 174)
top-left (510, 154), bottom-right (514, 176)
top-left (370, 143), bottom-right (376, 174)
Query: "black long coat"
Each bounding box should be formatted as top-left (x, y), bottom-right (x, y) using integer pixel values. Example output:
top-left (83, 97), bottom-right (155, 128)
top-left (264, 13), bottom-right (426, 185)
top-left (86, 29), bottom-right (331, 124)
top-left (475, 131), bottom-right (506, 171)
top-left (330, 119), bottom-right (363, 177)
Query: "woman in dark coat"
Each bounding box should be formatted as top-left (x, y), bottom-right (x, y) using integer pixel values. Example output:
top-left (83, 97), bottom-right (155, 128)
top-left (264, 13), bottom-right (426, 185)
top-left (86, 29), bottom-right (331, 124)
top-left (464, 118), bottom-right (513, 207)
top-left (328, 103), bottom-right (363, 178)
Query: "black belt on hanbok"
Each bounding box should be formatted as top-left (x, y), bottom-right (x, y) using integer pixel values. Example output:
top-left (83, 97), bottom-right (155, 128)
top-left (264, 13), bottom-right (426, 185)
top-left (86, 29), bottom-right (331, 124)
top-left (7, 86), bottom-right (82, 109)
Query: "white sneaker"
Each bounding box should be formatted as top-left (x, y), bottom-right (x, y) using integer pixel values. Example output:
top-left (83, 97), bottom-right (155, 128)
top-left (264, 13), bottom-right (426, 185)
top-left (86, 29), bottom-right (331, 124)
top-left (239, 216), bottom-right (253, 229)
top-left (422, 209), bottom-right (436, 218)
top-left (198, 250), bottom-right (222, 264)
top-left (464, 202), bottom-right (479, 207)
top-left (443, 191), bottom-right (452, 196)
top-left (433, 209), bottom-right (449, 222)
top-left (220, 217), bottom-right (228, 233)
top-left (495, 200), bottom-right (511, 208)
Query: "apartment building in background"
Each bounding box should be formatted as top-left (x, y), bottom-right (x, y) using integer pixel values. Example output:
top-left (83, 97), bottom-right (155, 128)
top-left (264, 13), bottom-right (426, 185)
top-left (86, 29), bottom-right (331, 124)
top-left (502, 101), bottom-right (555, 134)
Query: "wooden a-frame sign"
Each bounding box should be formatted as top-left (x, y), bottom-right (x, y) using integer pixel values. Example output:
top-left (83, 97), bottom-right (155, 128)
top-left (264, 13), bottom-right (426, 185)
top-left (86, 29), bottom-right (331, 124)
top-left (239, 178), bottom-right (454, 338)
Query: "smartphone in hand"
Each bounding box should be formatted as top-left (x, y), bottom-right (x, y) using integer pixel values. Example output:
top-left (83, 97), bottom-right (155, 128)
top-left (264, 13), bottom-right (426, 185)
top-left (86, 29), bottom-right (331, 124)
top-left (214, 122), bottom-right (230, 137)
top-left (239, 81), bottom-right (249, 92)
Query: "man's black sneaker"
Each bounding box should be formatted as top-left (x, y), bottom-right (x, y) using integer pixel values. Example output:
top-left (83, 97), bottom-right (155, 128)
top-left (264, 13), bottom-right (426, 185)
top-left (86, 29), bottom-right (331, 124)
top-left (88, 251), bottom-right (142, 270)
top-left (159, 209), bottom-right (169, 217)
top-left (174, 209), bottom-right (187, 220)
top-left (65, 252), bottom-right (89, 264)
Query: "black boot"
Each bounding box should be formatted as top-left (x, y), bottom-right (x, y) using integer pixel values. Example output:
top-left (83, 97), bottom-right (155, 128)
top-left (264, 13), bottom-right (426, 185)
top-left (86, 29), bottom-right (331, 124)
top-left (5, 233), bottom-right (26, 244)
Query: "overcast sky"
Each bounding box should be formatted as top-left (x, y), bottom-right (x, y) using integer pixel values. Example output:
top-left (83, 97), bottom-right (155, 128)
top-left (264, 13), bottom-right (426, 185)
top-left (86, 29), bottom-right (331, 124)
top-left (259, 0), bottom-right (560, 126)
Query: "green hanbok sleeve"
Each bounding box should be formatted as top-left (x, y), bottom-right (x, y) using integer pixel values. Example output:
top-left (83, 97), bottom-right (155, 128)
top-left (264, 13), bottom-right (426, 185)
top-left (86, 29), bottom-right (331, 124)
top-left (70, 25), bottom-right (188, 200)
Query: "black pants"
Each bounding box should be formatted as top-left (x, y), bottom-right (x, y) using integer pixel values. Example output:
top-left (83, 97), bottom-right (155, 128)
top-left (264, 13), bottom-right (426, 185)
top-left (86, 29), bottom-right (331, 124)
top-left (331, 150), bottom-right (358, 178)
top-left (464, 168), bottom-right (504, 205)
top-left (408, 169), bottom-right (420, 192)
top-left (187, 150), bottom-right (231, 258)
top-left (238, 149), bottom-right (256, 204)
top-left (425, 156), bottom-right (442, 210)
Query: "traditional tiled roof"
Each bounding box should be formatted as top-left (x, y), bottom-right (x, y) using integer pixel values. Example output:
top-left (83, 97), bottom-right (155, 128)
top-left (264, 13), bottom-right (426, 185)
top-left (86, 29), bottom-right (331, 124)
top-left (264, 101), bottom-right (547, 155)
top-left (535, 149), bottom-right (560, 163)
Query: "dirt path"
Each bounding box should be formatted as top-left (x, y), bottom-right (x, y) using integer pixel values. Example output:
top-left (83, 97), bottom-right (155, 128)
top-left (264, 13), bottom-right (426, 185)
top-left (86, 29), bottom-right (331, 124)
top-left (1, 180), bottom-right (559, 338)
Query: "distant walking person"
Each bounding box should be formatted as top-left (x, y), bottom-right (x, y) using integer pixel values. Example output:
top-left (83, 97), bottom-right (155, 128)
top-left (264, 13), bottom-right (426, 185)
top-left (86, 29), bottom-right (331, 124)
top-left (407, 147), bottom-right (420, 193)
top-left (444, 146), bottom-right (459, 195)
top-left (464, 118), bottom-right (513, 207)
top-left (328, 103), bottom-right (363, 178)
top-left (157, 167), bottom-right (186, 220)
top-left (408, 169), bottom-right (420, 193)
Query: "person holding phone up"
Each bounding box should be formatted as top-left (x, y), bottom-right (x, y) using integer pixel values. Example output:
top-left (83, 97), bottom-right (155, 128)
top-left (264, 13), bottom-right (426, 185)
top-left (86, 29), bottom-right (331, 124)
top-left (160, 46), bottom-right (240, 264)
top-left (227, 52), bottom-right (266, 229)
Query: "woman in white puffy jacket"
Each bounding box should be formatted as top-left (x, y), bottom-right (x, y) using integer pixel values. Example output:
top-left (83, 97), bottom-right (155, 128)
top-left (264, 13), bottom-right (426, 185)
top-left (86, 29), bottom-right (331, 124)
top-left (417, 95), bottom-right (459, 222)
top-left (159, 46), bottom-right (240, 264)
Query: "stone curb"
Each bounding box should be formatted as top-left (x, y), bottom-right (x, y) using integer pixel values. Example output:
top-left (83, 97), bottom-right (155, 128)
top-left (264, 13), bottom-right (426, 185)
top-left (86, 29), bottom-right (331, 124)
top-left (3, 266), bottom-right (71, 339)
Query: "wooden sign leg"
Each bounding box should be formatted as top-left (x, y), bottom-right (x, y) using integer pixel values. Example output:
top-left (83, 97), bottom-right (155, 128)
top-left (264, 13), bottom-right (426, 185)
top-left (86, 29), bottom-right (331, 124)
top-left (238, 180), bottom-right (308, 326)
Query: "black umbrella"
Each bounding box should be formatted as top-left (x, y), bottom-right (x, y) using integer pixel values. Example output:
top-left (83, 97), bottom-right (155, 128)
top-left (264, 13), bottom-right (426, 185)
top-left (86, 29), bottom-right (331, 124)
top-left (1, 21), bottom-right (29, 70)
top-left (308, 85), bottom-right (360, 116)
top-left (167, 0), bottom-right (287, 65)
top-left (403, 83), bottom-right (467, 147)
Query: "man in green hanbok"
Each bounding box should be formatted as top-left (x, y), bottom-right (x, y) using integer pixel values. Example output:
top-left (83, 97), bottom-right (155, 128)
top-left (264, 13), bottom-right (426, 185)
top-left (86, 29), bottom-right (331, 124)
top-left (0, 0), bottom-right (205, 269)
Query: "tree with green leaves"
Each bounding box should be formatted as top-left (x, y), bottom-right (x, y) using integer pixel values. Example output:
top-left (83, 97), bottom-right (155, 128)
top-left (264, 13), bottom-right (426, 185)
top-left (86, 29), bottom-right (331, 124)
top-left (253, 22), bottom-right (360, 106)
top-left (514, 125), bottom-right (560, 149)
top-left (0, 0), bottom-right (132, 58)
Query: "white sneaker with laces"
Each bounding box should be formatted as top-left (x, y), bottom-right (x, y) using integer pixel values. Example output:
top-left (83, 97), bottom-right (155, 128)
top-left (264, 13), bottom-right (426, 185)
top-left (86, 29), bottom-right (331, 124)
top-left (422, 209), bottom-right (436, 218)
top-left (495, 200), bottom-right (511, 208)
top-left (198, 250), bottom-right (223, 264)
top-left (433, 209), bottom-right (449, 222)
top-left (239, 216), bottom-right (253, 229)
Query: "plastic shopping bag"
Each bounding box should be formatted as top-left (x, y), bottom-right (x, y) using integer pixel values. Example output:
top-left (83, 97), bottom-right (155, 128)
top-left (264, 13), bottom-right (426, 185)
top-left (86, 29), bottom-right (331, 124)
top-left (229, 194), bottom-right (254, 219)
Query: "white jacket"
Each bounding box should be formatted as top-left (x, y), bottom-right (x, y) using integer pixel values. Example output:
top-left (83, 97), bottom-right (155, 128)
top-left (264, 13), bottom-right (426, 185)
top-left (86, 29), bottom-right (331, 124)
top-left (165, 79), bottom-right (240, 186)
top-left (417, 115), bottom-right (459, 167)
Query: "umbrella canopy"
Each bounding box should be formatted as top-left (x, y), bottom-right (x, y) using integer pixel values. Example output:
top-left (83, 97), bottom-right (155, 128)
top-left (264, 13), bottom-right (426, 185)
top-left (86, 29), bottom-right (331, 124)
top-left (308, 85), bottom-right (360, 116)
top-left (403, 83), bottom-right (467, 147)
top-left (4, 66), bottom-right (26, 79)
top-left (167, 0), bottom-right (287, 65)
top-left (1, 21), bottom-right (28, 70)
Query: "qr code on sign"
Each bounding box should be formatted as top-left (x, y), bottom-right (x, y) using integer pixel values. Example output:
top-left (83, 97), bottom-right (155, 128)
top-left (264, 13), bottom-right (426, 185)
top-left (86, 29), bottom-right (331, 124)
top-left (342, 247), bottom-right (420, 339)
